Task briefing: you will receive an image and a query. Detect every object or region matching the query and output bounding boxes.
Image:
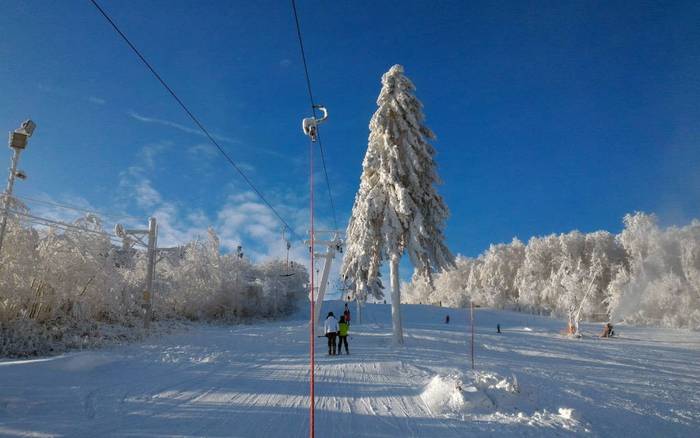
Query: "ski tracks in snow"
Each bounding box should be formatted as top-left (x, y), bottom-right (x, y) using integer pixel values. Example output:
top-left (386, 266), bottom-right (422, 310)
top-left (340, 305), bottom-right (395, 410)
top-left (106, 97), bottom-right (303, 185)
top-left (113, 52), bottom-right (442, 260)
top-left (1, 304), bottom-right (699, 437)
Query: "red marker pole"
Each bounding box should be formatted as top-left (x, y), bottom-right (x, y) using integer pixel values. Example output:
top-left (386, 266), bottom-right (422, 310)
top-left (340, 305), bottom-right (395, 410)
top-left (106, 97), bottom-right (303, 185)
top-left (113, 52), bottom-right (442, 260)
top-left (309, 139), bottom-right (315, 438)
top-left (470, 301), bottom-right (475, 370)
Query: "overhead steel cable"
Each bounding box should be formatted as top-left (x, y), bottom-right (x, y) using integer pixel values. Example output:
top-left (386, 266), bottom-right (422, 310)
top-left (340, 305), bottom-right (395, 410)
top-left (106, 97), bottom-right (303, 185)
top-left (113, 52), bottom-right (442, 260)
top-left (9, 210), bottom-right (127, 246)
top-left (19, 219), bottom-right (124, 250)
top-left (12, 195), bottom-right (132, 222)
top-left (89, 0), bottom-right (296, 237)
top-left (290, 0), bottom-right (339, 230)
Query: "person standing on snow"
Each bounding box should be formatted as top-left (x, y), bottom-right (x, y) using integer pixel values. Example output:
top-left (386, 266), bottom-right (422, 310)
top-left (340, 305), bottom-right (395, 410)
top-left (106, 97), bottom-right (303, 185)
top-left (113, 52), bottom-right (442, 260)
top-left (324, 312), bottom-right (339, 355)
top-left (343, 303), bottom-right (351, 325)
top-left (337, 315), bottom-right (350, 355)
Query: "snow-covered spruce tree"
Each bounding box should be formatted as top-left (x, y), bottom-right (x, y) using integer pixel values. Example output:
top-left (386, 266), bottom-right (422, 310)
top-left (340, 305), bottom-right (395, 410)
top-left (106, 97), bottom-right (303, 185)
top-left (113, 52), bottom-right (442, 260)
top-left (342, 64), bottom-right (454, 344)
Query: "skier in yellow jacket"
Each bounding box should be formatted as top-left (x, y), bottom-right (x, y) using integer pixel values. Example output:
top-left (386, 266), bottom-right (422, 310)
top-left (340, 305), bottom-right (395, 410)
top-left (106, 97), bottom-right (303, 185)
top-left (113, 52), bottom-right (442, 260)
top-left (337, 315), bottom-right (350, 355)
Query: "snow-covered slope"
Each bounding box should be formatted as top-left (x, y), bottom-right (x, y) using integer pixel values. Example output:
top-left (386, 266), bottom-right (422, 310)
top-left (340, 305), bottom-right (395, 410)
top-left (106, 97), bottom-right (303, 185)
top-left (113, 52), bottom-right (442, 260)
top-left (1, 301), bottom-right (699, 437)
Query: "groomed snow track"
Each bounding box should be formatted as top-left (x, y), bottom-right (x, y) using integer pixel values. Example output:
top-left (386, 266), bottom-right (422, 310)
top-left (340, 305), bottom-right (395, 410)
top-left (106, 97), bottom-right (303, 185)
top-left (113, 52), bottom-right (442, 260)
top-left (1, 302), bottom-right (699, 437)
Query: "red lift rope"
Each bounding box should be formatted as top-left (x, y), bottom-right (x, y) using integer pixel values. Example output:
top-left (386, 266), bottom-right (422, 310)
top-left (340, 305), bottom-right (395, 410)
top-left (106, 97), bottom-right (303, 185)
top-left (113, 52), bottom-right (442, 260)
top-left (309, 136), bottom-right (315, 438)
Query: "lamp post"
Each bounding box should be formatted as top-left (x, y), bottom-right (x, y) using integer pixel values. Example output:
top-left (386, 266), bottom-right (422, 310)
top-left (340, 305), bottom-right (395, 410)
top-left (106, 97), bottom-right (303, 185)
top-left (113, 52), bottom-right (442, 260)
top-left (0, 120), bottom-right (36, 256)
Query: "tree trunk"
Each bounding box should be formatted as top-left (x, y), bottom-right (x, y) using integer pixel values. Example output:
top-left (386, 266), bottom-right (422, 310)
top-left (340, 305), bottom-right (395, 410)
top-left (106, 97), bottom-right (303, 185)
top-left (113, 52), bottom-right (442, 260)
top-left (356, 299), bottom-right (362, 324)
top-left (390, 253), bottom-right (404, 345)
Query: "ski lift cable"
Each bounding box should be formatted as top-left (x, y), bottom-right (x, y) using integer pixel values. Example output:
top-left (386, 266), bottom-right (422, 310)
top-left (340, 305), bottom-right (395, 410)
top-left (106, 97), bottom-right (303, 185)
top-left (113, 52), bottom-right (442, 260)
top-left (89, 0), bottom-right (297, 239)
top-left (12, 195), bottom-right (131, 222)
top-left (12, 215), bottom-right (125, 247)
top-left (9, 209), bottom-right (119, 238)
top-left (16, 218), bottom-right (126, 248)
top-left (8, 210), bottom-right (130, 246)
top-left (290, 0), bottom-right (339, 230)
top-left (18, 217), bottom-right (153, 255)
top-left (18, 219), bottom-right (125, 251)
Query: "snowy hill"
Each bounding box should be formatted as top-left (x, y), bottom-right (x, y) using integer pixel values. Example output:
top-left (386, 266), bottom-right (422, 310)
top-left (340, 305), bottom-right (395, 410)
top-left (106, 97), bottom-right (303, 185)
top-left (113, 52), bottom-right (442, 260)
top-left (1, 301), bottom-right (699, 437)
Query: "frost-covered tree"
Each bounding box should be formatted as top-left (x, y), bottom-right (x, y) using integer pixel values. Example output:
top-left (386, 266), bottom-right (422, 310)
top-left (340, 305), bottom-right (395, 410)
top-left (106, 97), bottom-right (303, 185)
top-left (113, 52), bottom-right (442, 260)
top-left (403, 271), bottom-right (434, 305)
top-left (404, 212), bottom-right (700, 329)
top-left (477, 239), bottom-right (525, 308)
top-left (342, 64), bottom-right (454, 344)
top-left (0, 204), bottom-right (310, 357)
top-left (515, 234), bottom-right (560, 313)
top-left (432, 256), bottom-right (475, 307)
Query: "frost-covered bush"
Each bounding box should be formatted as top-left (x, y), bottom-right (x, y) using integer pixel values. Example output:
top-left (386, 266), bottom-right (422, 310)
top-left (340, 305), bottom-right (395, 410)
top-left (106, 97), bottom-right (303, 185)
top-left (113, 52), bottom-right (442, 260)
top-left (0, 211), bottom-right (308, 357)
top-left (409, 212), bottom-right (700, 329)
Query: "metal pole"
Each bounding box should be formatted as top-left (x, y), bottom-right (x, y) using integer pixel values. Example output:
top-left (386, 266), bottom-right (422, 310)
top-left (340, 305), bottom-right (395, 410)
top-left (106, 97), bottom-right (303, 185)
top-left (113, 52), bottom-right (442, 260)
top-left (143, 217), bottom-right (157, 329)
top-left (470, 301), bottom-right (475, 370)
top-left (0, 148), bottom-right (21, 256)
top-left (313, 237), bottom-right (337, 330)
top-left (309, 138), bottom-right (315, 438)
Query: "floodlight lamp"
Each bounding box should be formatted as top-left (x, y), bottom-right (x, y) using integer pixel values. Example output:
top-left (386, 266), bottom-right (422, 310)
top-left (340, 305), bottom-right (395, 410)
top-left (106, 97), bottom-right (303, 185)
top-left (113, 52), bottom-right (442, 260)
top-left (8, 131), bottom-right (28, 150)
top-left (17, 120), bottom-right (36, 137)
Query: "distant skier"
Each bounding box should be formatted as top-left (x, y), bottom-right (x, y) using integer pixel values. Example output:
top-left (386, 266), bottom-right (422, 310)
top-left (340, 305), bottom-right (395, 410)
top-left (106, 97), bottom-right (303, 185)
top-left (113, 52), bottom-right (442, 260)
top-left (445, 314), bottom-right (450, 324)
top-left (324, 312), bottom-right (339, 355)
top-left (337, 315), bottom-right (350, 355)
top-left (601, 322), bottom-right (615, 338)
top-left (497, 324), bottom-right (501, 334)
top-left (343, 303), bottom-right (351, 325)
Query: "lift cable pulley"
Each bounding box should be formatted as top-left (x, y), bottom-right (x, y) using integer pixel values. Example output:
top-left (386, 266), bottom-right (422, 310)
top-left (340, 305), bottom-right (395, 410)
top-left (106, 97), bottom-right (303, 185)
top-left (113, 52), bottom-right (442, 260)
top-left (302, 105), bottom-right (328, 143)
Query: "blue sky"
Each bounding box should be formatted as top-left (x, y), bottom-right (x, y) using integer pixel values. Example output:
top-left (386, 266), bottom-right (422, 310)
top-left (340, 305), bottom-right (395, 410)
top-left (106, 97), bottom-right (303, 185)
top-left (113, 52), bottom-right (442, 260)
top-left (1, 1), bottom-right (699, 289)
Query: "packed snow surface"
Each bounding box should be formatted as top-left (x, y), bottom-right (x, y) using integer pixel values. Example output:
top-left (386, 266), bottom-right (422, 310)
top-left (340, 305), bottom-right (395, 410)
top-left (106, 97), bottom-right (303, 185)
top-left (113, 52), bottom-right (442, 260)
top-left (1, 302), bottom-right (699, 437)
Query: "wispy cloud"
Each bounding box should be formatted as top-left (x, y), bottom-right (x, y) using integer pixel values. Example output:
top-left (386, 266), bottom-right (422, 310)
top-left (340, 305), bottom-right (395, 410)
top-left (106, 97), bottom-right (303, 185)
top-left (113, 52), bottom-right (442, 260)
top-left (117, 145), bottom-right (308, 261)
top-left (88, 96), bottom-right (106, 105)
top-left (187, 143), bottom-right (219, 159)
top-left (237, 162), bottom-right (256, 173)
top-left (129, 111), bottom-right (287, 159)
top-left (128, 111), bottom-right (239, 144)
top-left (186, 143), bottom-right (255, 174)
top-left (108, 142), bottom-right (345, 290)
top-left (37, 83), bottom-right (107, 106)
top-left (140, 142), bottom-right (170, 169)
top-left (134, 180), bottom-right (162, 208)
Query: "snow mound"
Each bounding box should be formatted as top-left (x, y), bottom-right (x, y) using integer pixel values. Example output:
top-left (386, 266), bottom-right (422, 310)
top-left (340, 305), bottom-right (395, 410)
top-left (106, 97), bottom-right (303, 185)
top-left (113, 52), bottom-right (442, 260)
top-left (421, 371), bottom-right (516, 416)
top-left (421, 370), bottom-right (585, 432)
top-left (521, 408), bottom-right (582, 430)
top-left (558, 407), bottom-right (575, 420)
top-left (421, 374), bottom-right (491, 415)
top-left (473, 371), bottom-right (520, 393)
